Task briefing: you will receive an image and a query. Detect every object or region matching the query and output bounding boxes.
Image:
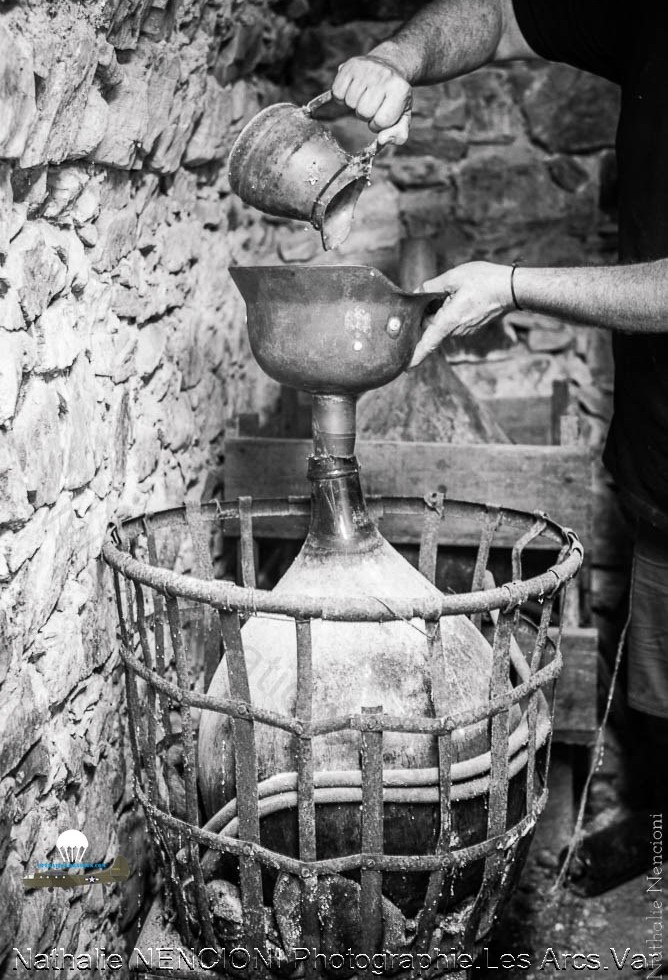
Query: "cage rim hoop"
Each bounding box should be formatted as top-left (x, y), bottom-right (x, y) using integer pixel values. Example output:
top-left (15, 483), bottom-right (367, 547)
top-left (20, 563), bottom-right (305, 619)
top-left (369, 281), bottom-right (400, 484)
top-left (102, 498), bottom-right (582, 622)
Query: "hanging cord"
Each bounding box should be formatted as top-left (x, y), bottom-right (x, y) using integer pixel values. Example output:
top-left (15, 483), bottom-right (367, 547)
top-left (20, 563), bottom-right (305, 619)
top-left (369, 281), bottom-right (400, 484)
top-left (550, 578), bottom-right (634, 893)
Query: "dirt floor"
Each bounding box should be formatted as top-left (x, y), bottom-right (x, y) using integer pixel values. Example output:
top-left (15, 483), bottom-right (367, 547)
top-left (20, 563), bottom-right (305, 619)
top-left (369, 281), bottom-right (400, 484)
top-left (479, 740), bottom-right (664, 980)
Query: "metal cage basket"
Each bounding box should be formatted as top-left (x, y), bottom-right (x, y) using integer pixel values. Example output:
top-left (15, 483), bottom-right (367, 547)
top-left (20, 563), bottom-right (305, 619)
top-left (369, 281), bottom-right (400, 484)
top-left (103, 493), bottom-right (582, 980)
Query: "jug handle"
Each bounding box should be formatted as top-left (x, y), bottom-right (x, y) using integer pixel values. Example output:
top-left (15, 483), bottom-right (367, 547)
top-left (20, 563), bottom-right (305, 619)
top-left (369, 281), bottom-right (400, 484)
top-left (304, 90), bottom-right (379, 160)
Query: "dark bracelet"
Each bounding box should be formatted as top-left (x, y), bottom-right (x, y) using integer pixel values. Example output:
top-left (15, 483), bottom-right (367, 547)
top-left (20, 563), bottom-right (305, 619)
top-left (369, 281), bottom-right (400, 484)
top-left (510, 262), bottom-right (523, 311)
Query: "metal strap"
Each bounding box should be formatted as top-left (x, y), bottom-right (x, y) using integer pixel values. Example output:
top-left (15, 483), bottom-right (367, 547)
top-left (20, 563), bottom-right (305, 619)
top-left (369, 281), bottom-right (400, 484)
top-left (238, 496), bottom-right (257, 589)
top-left (219, 610), bottom-right (266, 957)
top-left (471, 506), bottom-right (501, 630)
top-left (144, 521), bottom-right (172, 736)
top-left (184, 501), bottom-right (220, 686)
top-left (415, 622), bottom-right (452, 954)
top-left (295, 620), bottom-right (317, 862)
top-left (511, 515), bottom-right (548, 582)
top-left (133, 582), bottom-right (158, 806)
top-left (419, 491), bottom-right (445, 584)
top-left (360, 705), bottom-right (384, 955)
top-left (165, 595), bottom-right (218, 950)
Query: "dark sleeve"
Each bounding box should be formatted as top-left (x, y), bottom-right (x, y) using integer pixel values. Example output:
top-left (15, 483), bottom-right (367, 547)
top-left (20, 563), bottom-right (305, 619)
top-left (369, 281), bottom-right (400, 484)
top-left (512, 0), bottom-right (624, 84)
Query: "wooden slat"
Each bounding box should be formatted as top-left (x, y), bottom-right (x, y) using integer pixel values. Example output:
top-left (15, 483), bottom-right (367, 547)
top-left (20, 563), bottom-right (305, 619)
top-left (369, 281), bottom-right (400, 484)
top-left (550, 626), bottom-right (598, 743)
top-left (225, 437), bottom-right (594, 550)
top-left (480, 395), bottom-right (553, 446)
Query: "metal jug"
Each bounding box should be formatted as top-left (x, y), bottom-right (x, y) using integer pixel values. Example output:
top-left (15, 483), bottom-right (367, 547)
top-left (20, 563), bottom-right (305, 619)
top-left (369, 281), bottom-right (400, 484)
top-left (227, 92), bottom-right (379, 250)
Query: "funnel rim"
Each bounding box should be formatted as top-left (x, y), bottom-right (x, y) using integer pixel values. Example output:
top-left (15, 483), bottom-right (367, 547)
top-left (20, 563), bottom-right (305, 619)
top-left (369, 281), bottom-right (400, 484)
top-left (228, 263), bottom-right (442, 302)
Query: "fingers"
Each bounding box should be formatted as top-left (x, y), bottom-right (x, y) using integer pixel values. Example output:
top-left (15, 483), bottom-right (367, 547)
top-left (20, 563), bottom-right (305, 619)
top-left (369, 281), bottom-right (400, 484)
top-left (332, 56), bottom-right (412, 136)
top-left (420, 271), bottom-right (457, 294)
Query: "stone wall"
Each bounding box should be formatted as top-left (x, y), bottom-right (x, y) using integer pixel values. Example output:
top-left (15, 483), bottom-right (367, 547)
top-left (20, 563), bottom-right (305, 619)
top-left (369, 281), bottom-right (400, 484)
top-left (0, 1), bottom-right (301, 971)
top-left (0, 0), bottom-right (625, 971)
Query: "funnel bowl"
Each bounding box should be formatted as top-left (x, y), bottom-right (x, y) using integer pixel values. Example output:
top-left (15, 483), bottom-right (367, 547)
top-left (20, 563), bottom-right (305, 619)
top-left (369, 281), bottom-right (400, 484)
top-left (229, 265), bottom-right (440, 395)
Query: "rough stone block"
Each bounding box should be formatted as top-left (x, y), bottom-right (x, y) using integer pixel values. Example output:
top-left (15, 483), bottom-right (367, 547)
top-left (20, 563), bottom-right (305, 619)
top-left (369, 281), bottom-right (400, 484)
top-left (149, 69), bottom-right (207, 174)
top-left (0, 853), bottom-right (24, 965)
top-left (10, 200), bottom-right (28, 241)
top-left (71, 179), bottom-right (102, 227)
top-left (0, 287), bottom-right (27, 332)
top-left (5, 506), bottom-right (51, 574)
top-left (168, 314), bottom-right (213, 389)
top-left (184, 76), bottom-right (234, 166)
top-left (0, 431), bottom-right (32, 528)
top-left (276, 226), bottom-right (320, 263)
top-left (461, 68), bottom-right (519, 144)
top-left (455, 149), bottom-right (573, 226)
top-left (0, 668), bottom-right (49, 778)
top-left (160, 218), bottom-right (201, 273)
top-left (0, 24), bottom-right (36, 160)
top-left (12, 376), bottom-right (65, 507)
top-left (0, 162), bottom-right (13, 260)
top-left (107, 0), bottom-right (155, 51)
top-left (69, 84), bottom-right (109, 159)
top-left (33, 605), bottom-right (88, 707)
top-left (0, 330), bottom-right (27, 423)
top-left (1, 223), bottom-right (68, 322)
top-left (396, 125), bottom-right (468, 161)
top-left (11, 164), bottom-right (48, 215)
top-left (214, 12), bottom-right (267, 85)
top-left (136, 320), bottom-right (166, 377)
top-left (387, 155), bottom-right (453, 189)
top-left (60, 356), bottom-right (98, 491)
top-left (111, 334), bottom-right (138, 383)
top-left (523, 63), bottom-right (620, 153)
top-left (91, 205), bottom-right (138, 272)
top-left (34, 297), bottom-right (83, 374)
top-left (399, 186), bottom-right (456, 238)
top-left (42, 166), bottom-right (91, 223)
top-left (12, 738), bottom-right (50, 796)
top-left (20, 22), bottom-right (98, 168)
top-left (92, 68), bottom-right (150, 169)
top-left (412, 80), bottom-right (467, 129)
top-left (143, 48), bottom-right (180, 154)
top-left (6, 495), bottom-right (80, 644)
top-left (160, 393), bottom-right (195, 452)
top-left (131, 419), bottom-right (161, 482)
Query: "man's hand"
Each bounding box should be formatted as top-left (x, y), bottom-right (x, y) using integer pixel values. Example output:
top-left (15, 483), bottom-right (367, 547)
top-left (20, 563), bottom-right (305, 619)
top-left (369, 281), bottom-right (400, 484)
top-left (331, 54), bottom-right (413, 146)
top-left (410, 261), bottom-right (513, 367)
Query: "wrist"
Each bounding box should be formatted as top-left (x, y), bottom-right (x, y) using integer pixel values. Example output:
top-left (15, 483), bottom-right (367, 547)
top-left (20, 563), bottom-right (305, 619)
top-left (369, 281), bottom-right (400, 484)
top-left (492, 263), bottom-right (516, 312)
top-left (368, 39), bottom-right (421, 84)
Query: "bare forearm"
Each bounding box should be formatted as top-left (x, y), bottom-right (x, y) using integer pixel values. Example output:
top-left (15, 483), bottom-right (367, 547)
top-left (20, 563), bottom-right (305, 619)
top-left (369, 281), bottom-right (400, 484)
top-left (371, 0), bottom-right (505, 84)
top-left (514, 261), bottom-right (668, 333)
top-left (411, 259), bottom-right (668, 367)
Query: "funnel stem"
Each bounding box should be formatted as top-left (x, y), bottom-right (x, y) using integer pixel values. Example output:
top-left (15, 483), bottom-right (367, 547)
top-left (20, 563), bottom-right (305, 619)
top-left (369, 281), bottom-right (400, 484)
top-left (312, 394), bottom-right (357, 458)
top-left (305, 393), bottom-right (380, 554)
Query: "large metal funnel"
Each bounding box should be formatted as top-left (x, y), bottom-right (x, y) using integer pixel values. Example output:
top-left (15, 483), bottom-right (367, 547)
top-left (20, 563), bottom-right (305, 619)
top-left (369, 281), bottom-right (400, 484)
top-left (229, 265), bottom-right (442, 395)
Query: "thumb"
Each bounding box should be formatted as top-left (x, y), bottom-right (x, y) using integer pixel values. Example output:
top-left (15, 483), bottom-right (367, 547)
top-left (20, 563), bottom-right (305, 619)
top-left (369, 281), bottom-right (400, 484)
top-left (409, 311), bottom-right (444, 368)
top-left (376, 111), bottom-right (411, 146)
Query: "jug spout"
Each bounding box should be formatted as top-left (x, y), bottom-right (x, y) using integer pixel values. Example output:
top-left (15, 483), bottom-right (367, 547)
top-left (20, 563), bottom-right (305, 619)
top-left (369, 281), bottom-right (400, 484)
top-left (315, 174), bottom-right (371, 251)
